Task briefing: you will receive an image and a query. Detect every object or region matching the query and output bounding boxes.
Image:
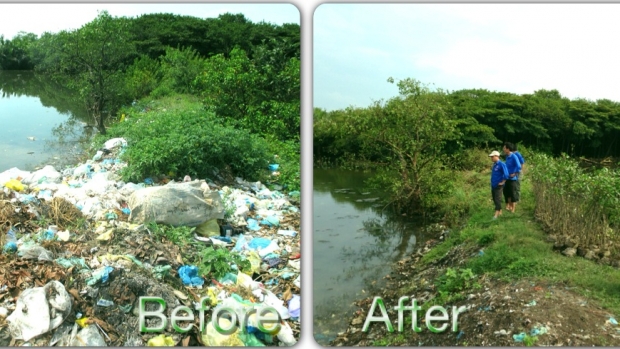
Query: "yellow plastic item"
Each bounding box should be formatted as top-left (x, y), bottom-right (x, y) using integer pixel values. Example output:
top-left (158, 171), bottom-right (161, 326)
top-left (247, 312), bottom-right (280, 334)
top-left (201, 319), bottom-right (244, 346)
top-left (147, 334), bottom-right (175, 346)
top-left (120, 114), bottom-right (126, 122)
top-left (206, 287), bottom-right (219, 306)
top-left (236, 271), bottom-right (255, 289)
top-left (76, 317), bottom-right (89, 328)
top-left (246, 251), bottom-right (261, 275)
top-left (5, 179), bottom-right (24, 192)
top-left (196, 219), bottom-right (219, 237)
top-left (96, 229), bottom-right (114, 241)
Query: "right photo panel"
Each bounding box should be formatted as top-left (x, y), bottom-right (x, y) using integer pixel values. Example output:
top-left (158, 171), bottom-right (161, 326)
top-left (313, 3), bottom-right (620, 347)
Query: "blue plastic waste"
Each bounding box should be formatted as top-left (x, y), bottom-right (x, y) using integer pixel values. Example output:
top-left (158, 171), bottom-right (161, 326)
top-left (144, 178), bottom-right (154, 185)
top-left (456, 331), bottom-right (464, 340)
top-left (219, 272), bottom-right (237, 285)
top-left (121, 208), bottom-right (131, 215)
top-left (610, 317), bottom-right (618, 325)
top-left (233, 235), bottom-right (248, 252)
top-left (87, 266), bottom-right (114, 286)
top-left (40, 229), bottom-right (55, 241)
top-left (20, 194), bottom-right (37, 203)
top-left (260, 216), bottom-right (280, 227)
top-left (262, 253), bottom-right (279, 260)
top-left (105, 212), bottom-right (118, 220)
top-left (247, 219), bottom-right (261, 231)
top-left (178, 265), bottom-right (204, 287)
top-left (248, 237), bottom-right (271, 250)
top-left (268, 164), bottom-right (279, 171)
top-left (212, 236), bottom-right (232, 243)
top-left (3, 241), bottom-right (17, 253)
top-left (265, 257), bottom-right (281, 268)
top-left (281, 272), bottom-right (295, 280)
top-left (513, 333), bottom-right (526, 342)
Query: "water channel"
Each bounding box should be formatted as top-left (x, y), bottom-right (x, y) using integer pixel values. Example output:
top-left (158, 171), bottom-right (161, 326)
top-left (313, 168), bottom-right (431, 345)
top-left (0, 70), bottom-right (92, 172)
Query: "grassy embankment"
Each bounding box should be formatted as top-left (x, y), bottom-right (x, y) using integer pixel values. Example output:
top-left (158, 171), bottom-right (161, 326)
top-left (372, 158), bottom-right (620, 345)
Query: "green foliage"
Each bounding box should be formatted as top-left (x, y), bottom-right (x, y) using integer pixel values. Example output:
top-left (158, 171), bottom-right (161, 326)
top-left (198, 246), bottom-right (251, 280)
top-left (157, 47), bottom-right (205, 95)
top-left (477, 232), bottom-right (496, 246)
top-left (124, 55), bottom-right (162, 100)
top-left (100, 97), bottom-right (270, 183)
top-left (196, 47), bottom-right (300, 142)
top-left (528, 152), bottom-right (620, 260)
top-left (148, 222), bottom-right (193, 247)
top-left (266, 138), bottom-right (300, 191)
top-left (48, 11), bottom-right (136, 134)
top-left (522, 334), bottom-right (539, 347)
top-left (0, 32), bottom-right (38, 70)
top-left (436, 267), bottom-right (477, 293)
top-left (358, 78), bottom-right (460, 214)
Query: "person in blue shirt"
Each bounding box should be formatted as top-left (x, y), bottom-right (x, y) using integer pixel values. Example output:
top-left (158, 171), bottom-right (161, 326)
top-left (502, 142), bottom-right (522, 213)
top-left (489, 150), bottom-right (509, 220)
top-left (511, 143), bottom-right (525, 209)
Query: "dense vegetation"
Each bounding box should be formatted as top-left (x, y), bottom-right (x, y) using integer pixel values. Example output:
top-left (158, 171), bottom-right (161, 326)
top-left (315, 77), bottom-right (620, 216)
top-left (1, 10), bottom-right (300, 190)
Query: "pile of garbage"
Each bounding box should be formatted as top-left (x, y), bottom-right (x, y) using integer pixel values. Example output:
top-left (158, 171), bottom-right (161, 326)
top-left (0, 138), bottom-right (300, 346)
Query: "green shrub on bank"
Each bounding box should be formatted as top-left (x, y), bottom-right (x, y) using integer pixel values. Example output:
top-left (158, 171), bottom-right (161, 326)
top-left (529, 153), bottom-right (620, 253)
top-left (98, 97), bottom-right (270, 183)
top-left (266, 138), bottom-right (300, 191)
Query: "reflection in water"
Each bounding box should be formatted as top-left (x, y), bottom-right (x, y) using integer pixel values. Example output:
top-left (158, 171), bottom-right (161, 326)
top-left (0, 71), bottom-right (93, 171)
top-left (313, 168), bottom-right (431, 345)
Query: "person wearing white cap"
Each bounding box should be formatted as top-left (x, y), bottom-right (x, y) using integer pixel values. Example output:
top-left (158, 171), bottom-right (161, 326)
top-left (489, 150), bottom-right (509, 220)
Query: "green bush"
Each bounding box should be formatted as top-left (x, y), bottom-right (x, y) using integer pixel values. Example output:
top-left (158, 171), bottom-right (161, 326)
top-left (124, 55), bottom-right (162, 100)
top-left (266, 138), bottom-right (300, 191)
top-left (101, 102), bottom-right (270, 183)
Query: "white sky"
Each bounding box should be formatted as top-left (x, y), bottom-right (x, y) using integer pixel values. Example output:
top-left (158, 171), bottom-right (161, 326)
top-left (314, 3), bottom-right (620, 111)
top-left (0, 3), bottom-right (299, 39)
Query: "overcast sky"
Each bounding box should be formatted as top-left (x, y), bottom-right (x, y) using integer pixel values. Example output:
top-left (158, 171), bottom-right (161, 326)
top-left (0, 3), bottom-right (299, 40)
top-left (314, 3), bottom-right (620, 111)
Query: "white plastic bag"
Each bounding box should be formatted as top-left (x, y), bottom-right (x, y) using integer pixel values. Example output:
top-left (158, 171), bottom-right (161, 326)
top-left (6, 280), bottom-right (72, 342)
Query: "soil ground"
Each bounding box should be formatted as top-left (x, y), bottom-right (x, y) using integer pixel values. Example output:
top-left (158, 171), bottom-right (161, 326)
top-left (330, 238), bottom-right (620, 346)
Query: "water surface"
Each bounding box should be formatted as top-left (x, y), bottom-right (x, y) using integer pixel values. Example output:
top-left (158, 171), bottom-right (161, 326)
top-left (313, 168), bottom-right (429, 345)
top-left (0, 71), bottom-right (92, 172)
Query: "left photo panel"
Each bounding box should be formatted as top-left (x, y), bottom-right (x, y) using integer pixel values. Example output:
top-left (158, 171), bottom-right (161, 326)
top-left (0, 3), bottom-right (300, 346)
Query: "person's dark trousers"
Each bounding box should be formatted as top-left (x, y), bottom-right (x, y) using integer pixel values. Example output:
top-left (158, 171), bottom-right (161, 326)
top-left (492, 185), bottom-right (503, 211)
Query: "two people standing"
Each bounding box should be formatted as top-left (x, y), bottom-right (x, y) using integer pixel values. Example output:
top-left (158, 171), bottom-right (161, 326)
top-left (489, 142), bottom-right (524, 219)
